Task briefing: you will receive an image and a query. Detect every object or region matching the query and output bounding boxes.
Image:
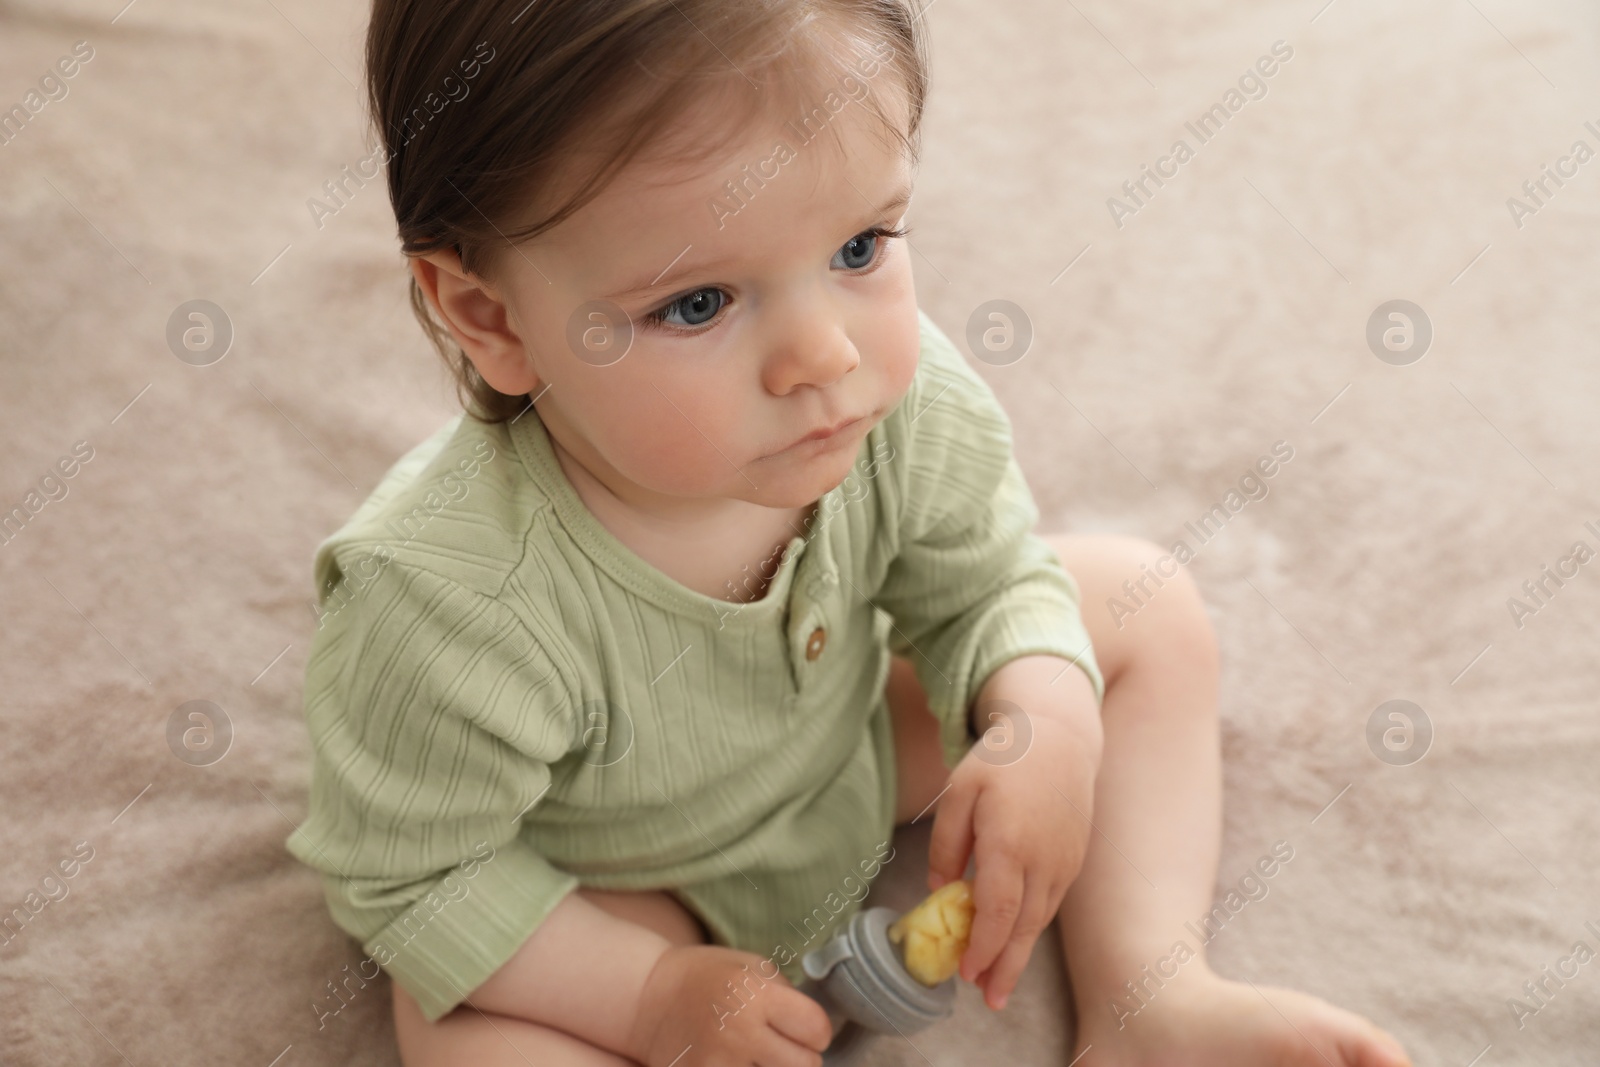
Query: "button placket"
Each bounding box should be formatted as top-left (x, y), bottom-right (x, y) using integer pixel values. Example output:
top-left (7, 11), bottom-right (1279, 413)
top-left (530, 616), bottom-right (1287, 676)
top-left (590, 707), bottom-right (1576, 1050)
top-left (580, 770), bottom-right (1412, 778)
top-left (791, 569), bottom-right (840, 681)
top-left (784, 536), bottom-right (840, 691)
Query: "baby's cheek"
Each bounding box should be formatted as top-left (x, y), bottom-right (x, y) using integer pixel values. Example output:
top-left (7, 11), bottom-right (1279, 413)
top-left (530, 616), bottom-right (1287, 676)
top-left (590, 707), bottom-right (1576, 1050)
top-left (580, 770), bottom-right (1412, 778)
top-left (610, 395), bottom-right (745, 492)
top-left (871, 260), bottom-right (924, 385)
top-left (876, 314), bottom-right (923, 400)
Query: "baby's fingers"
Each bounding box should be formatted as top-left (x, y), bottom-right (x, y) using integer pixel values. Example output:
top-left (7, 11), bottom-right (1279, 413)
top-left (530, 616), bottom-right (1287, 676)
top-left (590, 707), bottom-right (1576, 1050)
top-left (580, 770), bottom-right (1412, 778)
top-left (755, 1025), bottom-right (825, 1067)
top-left (960, 836), bottom-right (1024, 985)
top-left (767, 987), bottom-right (835, 1054)
top-left (973, 875), bottom-right (1056, 1010)
top-left (925, 780), bottom-right (976, 890)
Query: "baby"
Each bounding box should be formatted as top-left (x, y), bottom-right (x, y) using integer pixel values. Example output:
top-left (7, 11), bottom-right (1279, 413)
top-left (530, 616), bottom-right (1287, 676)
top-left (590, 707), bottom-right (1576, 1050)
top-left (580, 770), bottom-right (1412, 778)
top-left (287, 1), bottom-right (1416, 1065)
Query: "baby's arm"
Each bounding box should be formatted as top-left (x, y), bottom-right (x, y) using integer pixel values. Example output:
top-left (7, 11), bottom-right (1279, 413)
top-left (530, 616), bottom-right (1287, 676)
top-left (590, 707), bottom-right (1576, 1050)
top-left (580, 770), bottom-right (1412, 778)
top-left (871, 315), bottom-right (1105, 1010)
top-left (463, 889), bottom-right (670, 1053)
top-left (466, 891), bottom-right (834, 1064)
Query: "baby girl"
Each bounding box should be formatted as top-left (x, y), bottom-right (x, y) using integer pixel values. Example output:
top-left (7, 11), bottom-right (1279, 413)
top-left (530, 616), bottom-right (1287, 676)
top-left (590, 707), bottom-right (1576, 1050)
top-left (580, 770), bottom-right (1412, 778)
top-left (287, 1), bottom-right (1415, 1064)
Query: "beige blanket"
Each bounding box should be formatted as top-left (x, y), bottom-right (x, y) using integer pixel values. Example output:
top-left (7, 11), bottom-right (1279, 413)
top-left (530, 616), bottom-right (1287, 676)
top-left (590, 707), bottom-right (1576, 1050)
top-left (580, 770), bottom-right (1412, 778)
top-left (2, 0), bottom-right (1596, 1063)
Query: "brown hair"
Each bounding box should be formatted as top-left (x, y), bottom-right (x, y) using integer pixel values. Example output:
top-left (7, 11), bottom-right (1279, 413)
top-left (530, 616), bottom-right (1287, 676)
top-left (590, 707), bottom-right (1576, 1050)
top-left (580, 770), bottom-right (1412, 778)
top-left (364, 0), bottom-right (930, 423)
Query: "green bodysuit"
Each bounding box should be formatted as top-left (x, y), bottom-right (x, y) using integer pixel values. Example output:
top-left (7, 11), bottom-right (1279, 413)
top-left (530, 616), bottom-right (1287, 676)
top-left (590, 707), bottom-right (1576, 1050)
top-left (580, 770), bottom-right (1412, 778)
top-left (285, 308), bottom-right (1103, 1022)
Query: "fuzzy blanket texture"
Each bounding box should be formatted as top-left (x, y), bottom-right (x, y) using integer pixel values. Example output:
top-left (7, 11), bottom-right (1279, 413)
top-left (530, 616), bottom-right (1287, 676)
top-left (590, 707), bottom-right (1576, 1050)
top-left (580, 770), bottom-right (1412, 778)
top-left (2, 0), bottom-right (1597, 1064)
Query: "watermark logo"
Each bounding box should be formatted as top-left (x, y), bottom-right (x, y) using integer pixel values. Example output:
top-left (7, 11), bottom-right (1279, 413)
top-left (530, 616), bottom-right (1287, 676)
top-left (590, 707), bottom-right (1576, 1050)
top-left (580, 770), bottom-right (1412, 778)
top-left (313, 842), bottom-right (496, 1030)
top-left (715, 840), bottom-right (899, 1030)
top-left (312, 441), bottom-right (499, 631)
top-left (969, 698), bottom-right (1034, 767)
top-left (965, 299), bottom-right (1032, 366)
top-left (578, 698), bottom-right (635, 767)
top-left (566, 300), bottom-right (633, 367)
top-left (0, 40), bottom-right (95, 150)
top-left (1107, 441), bottom-right (1295, 629)
top-left (167, 700), bottom-right (233, 767)
top-left (1505, 121), bottom-right (1600, 231)
top-left (1506, 922), bottom-right (1600, 1031)
top-left (306, 41), bottom-right (497, 231)
top-left (1107, 40), bottom-right (1294, 228)
top-left (705, 41), bottom-right (896, 229)
top-left (0, 841), bottom-right (95, 948)
top-left (167, 300), bottom-right (233, 366)
top-left (1365, 699), bottom-right (1431, 766)
top-left (1109, 840), bottom-right (1294, 1030)
top-left (1505, 526), bottom-right (1598, 630)
top-left (714, 441), bottom-right (896, 630)
top-left (0, 439), bottom-right (94, 549)
top-left (1365, 300), bottom-right (1431, 366)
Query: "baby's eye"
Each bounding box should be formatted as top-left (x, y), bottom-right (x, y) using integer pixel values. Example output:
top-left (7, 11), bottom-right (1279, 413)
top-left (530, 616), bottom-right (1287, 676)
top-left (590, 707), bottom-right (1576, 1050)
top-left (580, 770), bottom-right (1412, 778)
top-left (834, 232), bottom-right (879, 271)
top-left (648, 287), bottom-right (727, 330)
top-left (831, 225), bottom-right (910, 272)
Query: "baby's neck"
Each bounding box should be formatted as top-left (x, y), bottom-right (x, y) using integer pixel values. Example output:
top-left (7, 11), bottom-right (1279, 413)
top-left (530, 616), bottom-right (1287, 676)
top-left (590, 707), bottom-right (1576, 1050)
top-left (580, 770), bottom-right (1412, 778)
top-left (549, 433), bottom-right (815, 603)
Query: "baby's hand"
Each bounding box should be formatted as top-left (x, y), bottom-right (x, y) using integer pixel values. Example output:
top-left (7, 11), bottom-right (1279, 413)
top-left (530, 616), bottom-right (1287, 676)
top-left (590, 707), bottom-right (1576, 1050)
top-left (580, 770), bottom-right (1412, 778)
top-left (626, 944), bottom-right (833, 1067)
top-left (926, 671), bottom-right (1103, 1011)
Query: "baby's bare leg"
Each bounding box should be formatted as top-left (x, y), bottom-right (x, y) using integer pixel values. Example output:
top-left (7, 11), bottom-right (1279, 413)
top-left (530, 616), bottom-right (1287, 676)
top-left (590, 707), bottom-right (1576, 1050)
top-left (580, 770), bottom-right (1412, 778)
top-left (1041, 534), bottom-right (1411, 1067)
top-left (1038, 534), bottom-right (1224, 1012)
top-left (392, 887), bottom-right (706, 1067)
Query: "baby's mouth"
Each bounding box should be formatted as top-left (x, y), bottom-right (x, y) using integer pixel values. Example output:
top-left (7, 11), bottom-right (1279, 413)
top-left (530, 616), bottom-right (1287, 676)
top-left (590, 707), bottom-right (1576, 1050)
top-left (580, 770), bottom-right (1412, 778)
top-left (770, 412), bottom-right (872, 456)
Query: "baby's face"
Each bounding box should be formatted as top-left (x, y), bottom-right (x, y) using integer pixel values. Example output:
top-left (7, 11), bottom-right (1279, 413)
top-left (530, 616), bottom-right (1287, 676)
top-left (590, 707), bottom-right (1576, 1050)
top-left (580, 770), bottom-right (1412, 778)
top-left (494, 85), bottom-right (922, 512)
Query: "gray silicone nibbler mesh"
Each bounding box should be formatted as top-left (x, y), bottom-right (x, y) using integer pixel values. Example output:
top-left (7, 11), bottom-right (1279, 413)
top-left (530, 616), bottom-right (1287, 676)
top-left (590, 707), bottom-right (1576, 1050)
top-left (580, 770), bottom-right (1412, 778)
top-left (796, 906), bottom-right (957, 1036)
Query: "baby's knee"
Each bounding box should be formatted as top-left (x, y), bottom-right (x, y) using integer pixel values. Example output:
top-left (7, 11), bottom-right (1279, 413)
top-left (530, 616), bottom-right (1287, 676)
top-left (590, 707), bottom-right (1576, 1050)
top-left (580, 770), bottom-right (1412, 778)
top-left (1120, 538), bottom-right (1216, 667)
top-left (1126, 537), bottom-right (1211, 637)
top-left (1048, 533), bottom-right (1217, 669)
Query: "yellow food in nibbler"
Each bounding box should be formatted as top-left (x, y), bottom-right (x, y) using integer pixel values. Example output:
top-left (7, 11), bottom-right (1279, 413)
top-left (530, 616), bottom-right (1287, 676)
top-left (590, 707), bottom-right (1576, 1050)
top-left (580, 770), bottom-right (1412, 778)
top-left (886, 879), bottom-right (975, 986)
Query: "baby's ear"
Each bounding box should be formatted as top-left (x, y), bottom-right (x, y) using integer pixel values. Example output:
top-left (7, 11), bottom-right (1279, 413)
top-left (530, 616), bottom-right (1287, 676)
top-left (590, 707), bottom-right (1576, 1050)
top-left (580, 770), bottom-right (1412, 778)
top-left (409, 251), bottom-right (541, 396)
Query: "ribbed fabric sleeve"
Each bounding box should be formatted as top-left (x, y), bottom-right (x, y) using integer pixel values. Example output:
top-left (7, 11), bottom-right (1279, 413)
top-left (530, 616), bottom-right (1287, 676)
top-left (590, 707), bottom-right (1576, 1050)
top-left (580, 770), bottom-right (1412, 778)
top-left (875, 317), bottom-right (1105, 770)
top-left (287, 564), bottom-right (582, 1022)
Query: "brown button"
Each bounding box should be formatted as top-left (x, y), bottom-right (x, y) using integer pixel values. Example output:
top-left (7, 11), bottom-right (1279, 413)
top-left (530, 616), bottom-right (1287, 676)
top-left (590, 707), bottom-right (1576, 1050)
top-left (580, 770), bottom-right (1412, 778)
top-left (805, 626), bottom-right (827, 661)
